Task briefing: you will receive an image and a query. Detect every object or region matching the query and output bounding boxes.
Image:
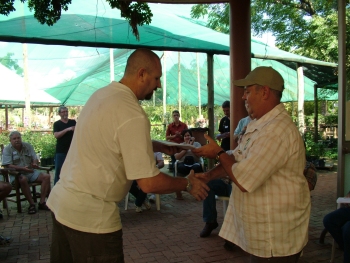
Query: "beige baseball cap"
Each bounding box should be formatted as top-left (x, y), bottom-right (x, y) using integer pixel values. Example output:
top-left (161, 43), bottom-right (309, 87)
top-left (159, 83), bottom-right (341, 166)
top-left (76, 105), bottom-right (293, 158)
top-left (232, 66), bottom-right (284, 91)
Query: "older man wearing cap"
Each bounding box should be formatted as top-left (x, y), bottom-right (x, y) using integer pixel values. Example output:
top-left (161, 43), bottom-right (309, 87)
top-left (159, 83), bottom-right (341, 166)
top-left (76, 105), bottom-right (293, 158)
top-left (193, 66), bottom-right (310, 262)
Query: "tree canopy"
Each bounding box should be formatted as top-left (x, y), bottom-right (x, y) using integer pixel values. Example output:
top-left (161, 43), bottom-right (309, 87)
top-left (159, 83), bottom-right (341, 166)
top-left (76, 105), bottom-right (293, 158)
top-left (191, 1), bottom-right (349, 95)
top-left (0, 0), bottom-right (152, 40)
top-left (0, 53), bottom-right (23, 76)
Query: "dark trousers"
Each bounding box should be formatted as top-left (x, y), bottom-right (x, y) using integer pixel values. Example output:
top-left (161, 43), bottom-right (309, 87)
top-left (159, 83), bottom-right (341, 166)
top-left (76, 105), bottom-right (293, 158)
top-left (54, 153), bottom-right (67, 185)
top-left (170, 155), bottom-right (176, 176)
top-left (250, 251), bottom-right (301, 263)
top-left (323, 207), bottom-right (350, 263)
top-left (203, 179), bottom-right (232, 223)
top-left (176, 162), bottom-right (203, 177)
top-left (51, 213), bottom-right (124, 263)
top-left (129, 181), bottom-right (147, 207)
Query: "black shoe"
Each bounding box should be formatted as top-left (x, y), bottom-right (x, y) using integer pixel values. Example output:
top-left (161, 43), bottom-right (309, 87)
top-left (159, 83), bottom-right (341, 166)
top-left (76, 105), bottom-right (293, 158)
top-left (200, 222), bottom-right (219, 237)
top-left (224, 240), bottom-right (235, 251)
top-left (38, 202), bottom-right (50, 211)
top-left (0, 235), bottom-right (12, 246)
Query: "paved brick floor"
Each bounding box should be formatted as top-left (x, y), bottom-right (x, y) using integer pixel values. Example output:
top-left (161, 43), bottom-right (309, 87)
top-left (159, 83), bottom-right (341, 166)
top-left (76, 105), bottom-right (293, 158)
top-left (0, 167), bottom-right (344, 263)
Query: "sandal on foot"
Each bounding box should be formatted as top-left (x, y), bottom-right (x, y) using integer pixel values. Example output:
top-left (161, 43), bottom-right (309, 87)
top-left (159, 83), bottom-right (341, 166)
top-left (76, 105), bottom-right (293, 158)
top-left (28, 204), bottom-right (37, 214)
top-left (0, 236), bottom-right (12, 246)
top-left (38, 202), bottom-right (50, 211)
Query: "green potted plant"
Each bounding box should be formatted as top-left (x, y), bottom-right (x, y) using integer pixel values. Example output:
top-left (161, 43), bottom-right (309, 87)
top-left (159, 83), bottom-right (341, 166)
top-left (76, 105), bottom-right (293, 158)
top-left (38, 133), bottom-right (56, 166)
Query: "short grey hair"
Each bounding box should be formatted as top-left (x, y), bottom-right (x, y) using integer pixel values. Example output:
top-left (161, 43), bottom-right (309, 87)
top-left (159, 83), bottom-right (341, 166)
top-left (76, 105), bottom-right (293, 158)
top-left (9, 131), bottom-right (21, 139)
top-left (58, 105), bottom-right (68, 113)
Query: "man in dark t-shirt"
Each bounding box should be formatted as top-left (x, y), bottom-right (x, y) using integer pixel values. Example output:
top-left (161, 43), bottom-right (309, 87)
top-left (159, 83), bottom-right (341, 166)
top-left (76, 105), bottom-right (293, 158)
top-left (53, 106), bottom-right (76, 184)
top-left (216, 101), bottom-right (230, 151)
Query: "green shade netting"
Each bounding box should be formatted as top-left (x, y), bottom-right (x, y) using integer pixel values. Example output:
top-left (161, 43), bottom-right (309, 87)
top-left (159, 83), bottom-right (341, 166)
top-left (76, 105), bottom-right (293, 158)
top-left (0, 1), bottom-right (338, 106)
top-left (44, 50), bottom-right (337, 106)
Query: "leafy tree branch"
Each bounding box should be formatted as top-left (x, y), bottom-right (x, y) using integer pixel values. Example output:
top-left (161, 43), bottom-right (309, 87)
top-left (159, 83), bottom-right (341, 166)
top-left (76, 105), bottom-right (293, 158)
top-left (0, 0), bottom-right (152, 40)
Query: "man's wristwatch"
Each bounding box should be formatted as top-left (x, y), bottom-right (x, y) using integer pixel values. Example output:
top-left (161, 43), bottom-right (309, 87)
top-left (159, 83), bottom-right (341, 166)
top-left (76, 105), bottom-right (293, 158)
top-left (216, 150), bottom-right (225, 161)
top-left (185, 177), bottom-right (192, 192)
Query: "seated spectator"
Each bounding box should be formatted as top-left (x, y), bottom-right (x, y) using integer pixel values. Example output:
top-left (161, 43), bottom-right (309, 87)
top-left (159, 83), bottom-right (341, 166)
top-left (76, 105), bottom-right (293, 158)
top-left (149, 152), bottom-right (164, 204)
top-left (323, 190), bottom-right (350, 263)
top-left (154, 152), bottom-right (165, 169)
top-left (174, 129), bottom-right (203, 200)
top-left (200, 112), bottom-right (250, 240)
top-left (130, 152), bottom-right (164, 212)
top-left (200, 178), bottom-right (232, 238)
top-left (0, 180), bottom-right (12, 246)
top-left (2, 131), bottom-right (51, 215)
top-left (128, 181), bottom-right (151, 213)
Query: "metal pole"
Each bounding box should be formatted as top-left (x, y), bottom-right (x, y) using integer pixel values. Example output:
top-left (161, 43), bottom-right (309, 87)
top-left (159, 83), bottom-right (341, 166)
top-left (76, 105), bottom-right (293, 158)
top-left (23, 43), bottom-right (31, 129)
top-left (207, 53), bottom-right (215, 169)
top-left (296, 63), bottom-right (305, 137)
top-left (163, 51), bottom-right (167, 124)
top-left (337, 0), bottom-right (346, 196)
top-left (197, 53), bottom-right (202, 117)
top-left (178, 52), bottom-right (182, 117)
top-left (110, 48), bottom-right (114, 82)
top-left (314, 85), bottom-right (318, 143)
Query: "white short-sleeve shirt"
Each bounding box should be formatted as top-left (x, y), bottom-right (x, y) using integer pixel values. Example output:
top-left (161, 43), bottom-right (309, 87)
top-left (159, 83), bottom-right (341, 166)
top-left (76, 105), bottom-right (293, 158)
top-left (47, 82), bottom-right (159, 234)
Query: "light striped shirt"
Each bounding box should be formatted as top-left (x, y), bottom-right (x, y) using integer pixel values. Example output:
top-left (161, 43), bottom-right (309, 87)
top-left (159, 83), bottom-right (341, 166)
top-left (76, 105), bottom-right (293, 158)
top-left (220, 103), bottom-right (310, 258)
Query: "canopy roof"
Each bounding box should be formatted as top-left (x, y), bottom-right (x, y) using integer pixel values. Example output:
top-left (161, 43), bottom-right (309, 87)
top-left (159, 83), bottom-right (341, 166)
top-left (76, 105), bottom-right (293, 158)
top-left (0, 64), bottom-right (61, 107)
top-left (0, 1), bottom-right (337, 88)
top-left (42, 49), bottom-right (337, 106)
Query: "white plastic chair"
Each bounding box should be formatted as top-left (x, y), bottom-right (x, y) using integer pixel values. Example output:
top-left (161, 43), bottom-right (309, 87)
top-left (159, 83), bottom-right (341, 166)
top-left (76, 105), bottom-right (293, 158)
top-left (124, 192), bottom-right (161, 211)
top-left (216, 195), bottom-right (230, 216)
top-left (329, 197), bottom-right (350, 263)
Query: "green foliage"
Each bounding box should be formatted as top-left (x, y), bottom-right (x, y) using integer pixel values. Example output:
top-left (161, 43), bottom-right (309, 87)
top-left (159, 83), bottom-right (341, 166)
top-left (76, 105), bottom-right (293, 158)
top-left (191, 1), bottom-right (350, 90)
top-left (0, 53), bottom-right (23, 76)
top-left (324, 115), bottom-right (337, 125)
top-left (27, 0), bottom-right (72, 26)
top-left (304, 132), bottom-right (325, 158)
top-left (324, 147), bottom-right (338, 160)
top-left (191, 4), bottom-right (229, 33)
top-left (0, 0), bottom-right (152, 40)
top-left (37, 133), bottom-right (56, 158)
top-left (0, 130), bottom-right (10, 146)
top-left (150, 125), bottom-right (165, 141)
top-left (107, 1), bottom-right (153, 40)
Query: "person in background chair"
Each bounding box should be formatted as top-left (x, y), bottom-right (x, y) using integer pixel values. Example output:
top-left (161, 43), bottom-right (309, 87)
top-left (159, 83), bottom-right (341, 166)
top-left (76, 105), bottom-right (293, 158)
top-left (128, 181), bottom-right (151, 213)
top-left (2, 131), bottom-right (51, 215)
top-left (174, 129), bottom-right (203, 200)
top-left (0, 180), bottom-right (12, 246)
top-left (149, 152), bottom-right (164, 204)
top-left (53, 106), bottom-right (76, 185)
top-left (323, 190), bottom-right (350, 263)
top-left (199, 111), bottom-right (251, 239)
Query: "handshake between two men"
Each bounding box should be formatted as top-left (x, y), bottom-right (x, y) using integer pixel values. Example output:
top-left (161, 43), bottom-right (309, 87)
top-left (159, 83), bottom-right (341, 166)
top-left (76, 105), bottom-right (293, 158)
top-left (143, 135), bottom-right (236, 202)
